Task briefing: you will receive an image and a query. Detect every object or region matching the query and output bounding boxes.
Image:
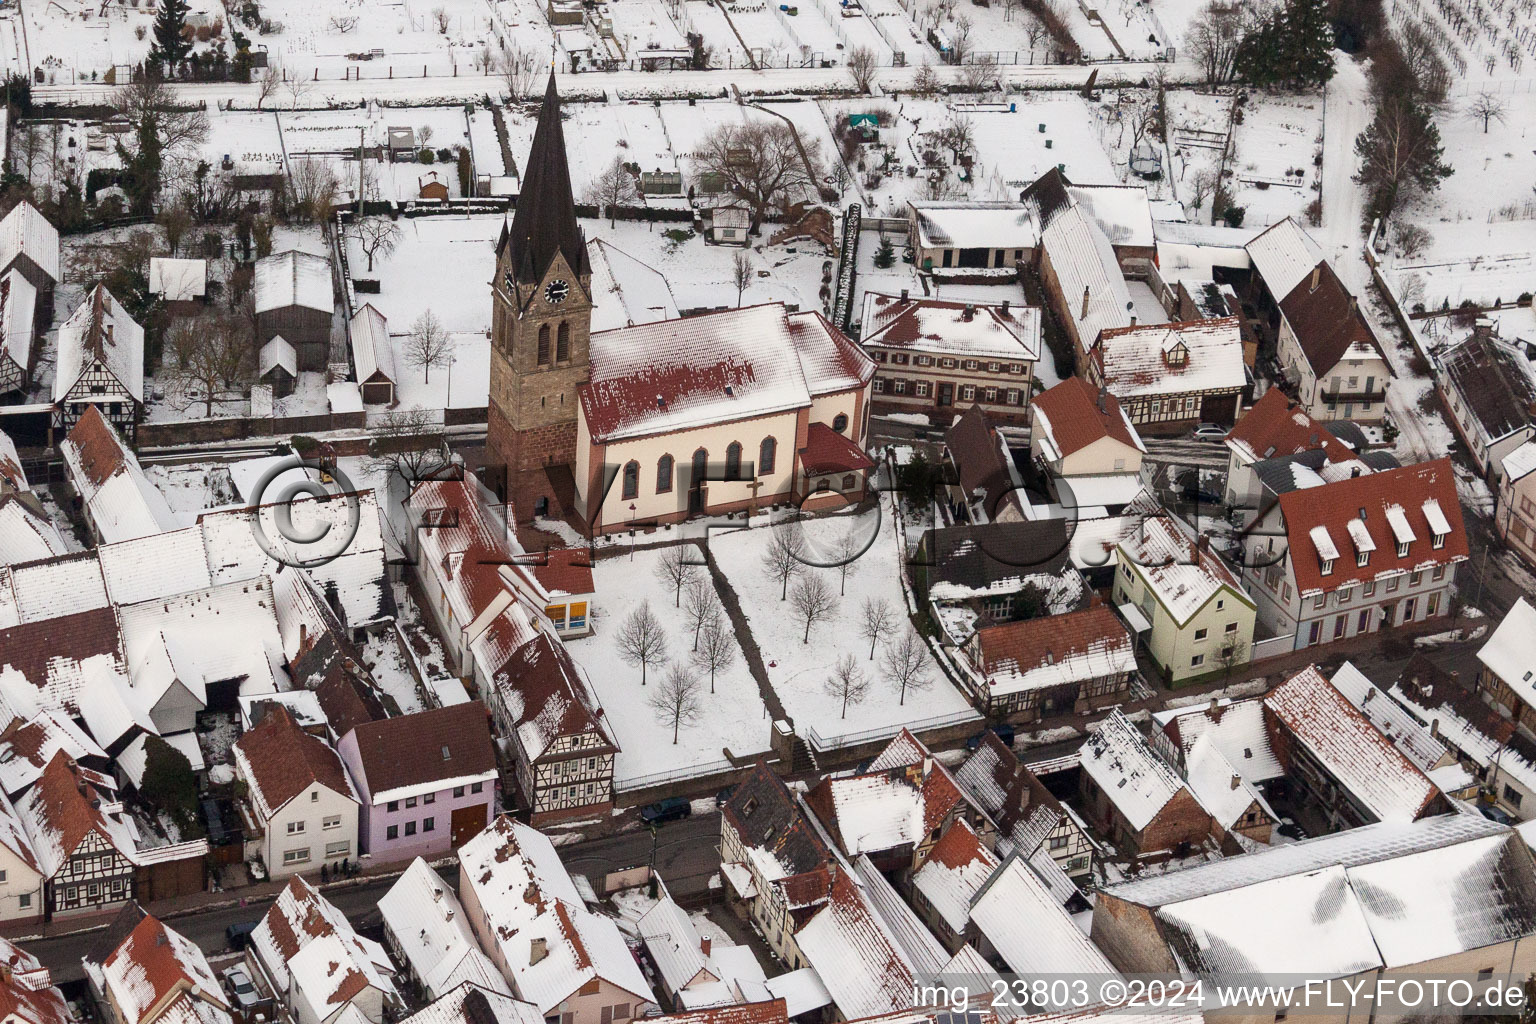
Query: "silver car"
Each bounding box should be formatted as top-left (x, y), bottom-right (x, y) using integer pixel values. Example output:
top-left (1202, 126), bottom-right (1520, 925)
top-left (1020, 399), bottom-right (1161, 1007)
top-left (222, 966), bottom-right (261, 1012)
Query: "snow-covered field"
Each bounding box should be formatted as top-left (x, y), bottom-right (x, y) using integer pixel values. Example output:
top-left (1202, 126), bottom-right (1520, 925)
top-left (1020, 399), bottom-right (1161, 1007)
top-left (564, 545), bottom-right (773, 786)
top-left (709, 495), bottom-right (977, 747)
top-left (1226, 93), bottom-right (1322, 228)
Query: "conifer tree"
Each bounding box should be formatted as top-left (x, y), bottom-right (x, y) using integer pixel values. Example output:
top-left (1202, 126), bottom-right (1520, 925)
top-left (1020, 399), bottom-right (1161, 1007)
top-left (148, 0), bottom-right (193, 75)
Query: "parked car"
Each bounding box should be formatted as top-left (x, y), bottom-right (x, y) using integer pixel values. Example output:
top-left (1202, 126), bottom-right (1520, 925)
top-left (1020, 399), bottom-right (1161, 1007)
top-left (225, 921), bottom-right (259, 950)
top-left (222, 965), bottom-right (261, 1012)
top-left (965, 724), bottom-right (1015, 751)
top-left (640, 797), bottom-right (692, 824)
top-left (1480, 803), bottom-right (1516, 825)
top-left (1191, 423), bottom-right (1228, 441)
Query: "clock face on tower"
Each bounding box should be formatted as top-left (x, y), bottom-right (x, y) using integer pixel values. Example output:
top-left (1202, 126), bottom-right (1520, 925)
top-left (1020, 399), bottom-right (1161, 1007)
top-left (545, 279), bottom-right (570, 305)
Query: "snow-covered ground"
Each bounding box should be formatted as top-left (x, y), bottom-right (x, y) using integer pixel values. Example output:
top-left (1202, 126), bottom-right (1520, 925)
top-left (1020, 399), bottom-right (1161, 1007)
top-left (361, 628), bottom-right (427, 714)
top-left (709, 494), bottom-right (977, 747)
top-left (564, 545), bottom-right (774, 787)
top-left (1226, 92), bottom-right (1322, 228)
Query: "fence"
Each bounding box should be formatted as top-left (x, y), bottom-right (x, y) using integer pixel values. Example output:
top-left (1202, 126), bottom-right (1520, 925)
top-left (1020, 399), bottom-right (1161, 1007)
top-left (612, 756), bottom-right (739, 793)
top-left (1250, 632), bottom-right (1298, 662)
top-left (802, 708), bottom-right (981, 752)
top-left (136, 409), bottom-right (365, 447)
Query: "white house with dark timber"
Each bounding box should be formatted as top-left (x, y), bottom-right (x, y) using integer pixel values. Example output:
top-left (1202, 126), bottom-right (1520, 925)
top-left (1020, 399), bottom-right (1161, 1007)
top-left (52, 285), bottom-right (144, 443)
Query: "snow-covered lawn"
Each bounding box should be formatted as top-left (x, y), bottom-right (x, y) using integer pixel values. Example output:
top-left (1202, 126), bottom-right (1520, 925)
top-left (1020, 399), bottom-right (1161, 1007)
top-left (709, 494), bottom-right (977, 747)
top-left (564, 545), bottom-right (773, 787)
top-left (1227, 92), bottom-right (1322, 228)
top-left (144, 464), bottom-right (241, 526)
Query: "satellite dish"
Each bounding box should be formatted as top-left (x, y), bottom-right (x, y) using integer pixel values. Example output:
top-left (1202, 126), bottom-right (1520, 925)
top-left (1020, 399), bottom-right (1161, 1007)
top-left (1126, 300), bottom-right (1135, 311)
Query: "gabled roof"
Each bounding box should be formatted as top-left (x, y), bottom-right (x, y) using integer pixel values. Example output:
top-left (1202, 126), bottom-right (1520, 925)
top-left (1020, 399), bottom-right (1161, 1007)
top-left (0, 934), bottom-right (70, 1024)
top-left (972, 606), bottom-right (1134, 696)
top-left (1477, 597), bottom-right (1536, 695)
top-left (1093, 317), bottom-right (1245, 398)
top-left (791, 867), bottom-right (916, 1020)
top-left (0, 604), bottom-right (124, 718)
top-left (1438, 331), bottom-right (1536, 446)
top-left (250, 877), bottom-right (393, 999)
top-left (458, 816), bottom-right (652, 1012)
top-left (258, 336), bottom-right (297, 379)
top-left (59, 408), bottom-right (176, 543)
top-left (287, 929), bottom-right (398, 1014)
top-left (346, 703), bottom-right (495, 803)
top-left (953, 731), bottom-right (1067, 854)
top-left (920, 520), bottom-right (1073, 601)
top-left (503, 75), bottom-right (588, 286)
top-left (0, 498), bottom-right (65, 567)
top-left (1065, 184), bottom-right (1154, 248)
top-left (1278, 260), bottom-right (1386, 374)
top-left (1152, 698), bottom-right (1283, 784)
top-left (117, 578), bottom-right (284, 702)
top-left (1263, 665), bottom-right (1444, 823)
top-left (0, 203), bottom-right (59, 283)
top-left (234, 704), bottom-right (357, 820)
top-left (1039, 203), bottom-right (1133, 348)
top-left (17, 752), bottom-right (132, 876)
top-left (0, 709), bottom-right (107, 797)
top-left (399, 985), bottom-right (540, 1024)
top-left (1223, 388), bottom-right (1358, 465)
top-left (1273, 457), bottom-right (1466, 595)
top-left (6, 551), bottom-right (108, 624)
top-left (908, 200), bottom-right (1037, 251)
top-left (53, 286), bottom-right (144, 403)
top-left (254, 250), bottom-right (332, 315)
top-left (799, 422), bottom-right (873, 476)
top-left (1244, 217), bottom-right (1323, 299)
top-left (349, 304), bottom-right (396, 385)
top-left (1329, 661), bottom-right (1455, 774)
top-left (1115, 514), bottom-right (1251, 625)
top-left (968, 855), bottom-right (1113, 976)
top-left (100, 914), bottom-right (227, 1024)
top-left (804, 735), bottom-right (971, 858)
top-left (946, 404), bottom-right (1022, 521)
top-left (721, 762), bottom-right (831, 882)
top-left (98, 528), bottom-right (213, 607)
top-left (1030, 377), bottom-right (1145, 462)
top-left (0, 270), bottom-right (38, 378)
top-left (910, 819), bottom-right (999, 933)
top-left (1079, 709), bottom-right (1191, 833)
top-left (1181, 733), bottom-right (1274, 831)
top-left (859, 293), bottom-right (1041, 362)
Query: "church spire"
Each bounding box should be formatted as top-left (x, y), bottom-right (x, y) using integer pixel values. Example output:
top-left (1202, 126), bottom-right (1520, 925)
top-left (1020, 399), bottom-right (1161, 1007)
top-left (506, 74), bottom-right (587, 286)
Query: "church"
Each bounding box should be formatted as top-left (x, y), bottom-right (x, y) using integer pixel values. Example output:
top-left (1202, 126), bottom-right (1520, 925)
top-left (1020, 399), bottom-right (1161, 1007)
top-left (487, 77), bottom-right (878, 535)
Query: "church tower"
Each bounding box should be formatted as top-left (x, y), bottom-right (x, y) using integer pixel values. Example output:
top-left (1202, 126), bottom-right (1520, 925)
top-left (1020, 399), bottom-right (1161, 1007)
top-left (486, 74), bottom-right (592, 519)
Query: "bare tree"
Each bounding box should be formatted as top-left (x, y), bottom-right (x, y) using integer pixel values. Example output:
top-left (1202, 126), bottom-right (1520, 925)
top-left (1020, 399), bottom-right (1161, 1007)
top-left (500, 44), bottom-right (540, 103)
top-left (285, 75), bottom-right (311, 110)
top-left (109, 77), bottom-right (210, 214)
top-left (583, 156), bottom-right (639, 227)
top-left (1187, 166), bottom-right (1220, 214)
top-left (648, 663), bottom-right (703, 743)
top-left (656, 545), bottom-right (700, 607)
top-left (432, 5), bottom-right (451, 32)
top-left (367, 408), bottom-right (449, 483)
top-left (1214, 637), bottom-right (1248, 680)
top-left (1467, 91), bottom-right (1508, 133)
top-left (935, 113), bottom-right (975, 164)
top-left (790, 574), bottom-right (836, 644)
top-left (165, 314), bottom-right (253, 417)
top-left (882, 626), bottom-right (931, 705)
top-left (157, 200), bottom-right (193, 254)
top-left (732, 250), bottom-right (753, 307)
top-left (404, 309), bottom-right (454, 383)
top-left (1185, 0), bottom-right (1247, 83)
top-left (354, 216), bottom-right (401, 272)
top-left (683, 578), bottom-right (721, 651)
top-left (617, 602), bottom-right (668, 686)
top-left (287, 158), bottom-right (339, 223)
top-left (824, 652), bottom-right (871, 719)
top-left (959, 54), bottom-right (1000, 94)
top-left (693, 121), bottom-right (820, 234)
top-left (327, 13), bottom-right (359, 32)
top-left (832, 526), bottom-right (862, 596)
top-left (763, 529), bottom-right (805, 600)
top-left (692, 613), bottom-right (736, 694)
top-left (847, 46), bottom-right (878, 92)
top-left (1394, 222), bottom-right (1433, 259)
top-left (255, 66), bottom-right (282, 110)
top-left (859, 596), bottom-right (895, 659)
top-left (950, 14), bottom-right (974, 64)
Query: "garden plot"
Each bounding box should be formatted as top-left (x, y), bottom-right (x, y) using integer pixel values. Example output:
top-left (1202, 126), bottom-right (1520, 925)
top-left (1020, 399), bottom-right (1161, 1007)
top-left (598, 0), bottom-right (691, 56)
top-left (468, 108), bottom-right (508, 177)
top-left (1225, 93), bottom-right (1322, 227)
top-left (503, 100), bottom-right (679, 200)
top-left (249, 0), bottom-right (498, 81)
top-left (1379, 220), bottom-right (1536, 313)
top-left (564, 545), bottom-right (772, 785)
top-left (717, 1), bottom-right (798, 65)
top-left (345, 214), bottom-right (500, 332)
top-left (1387, 0), bottom-right (1532, 83)
top-left (20, 0), bottom-right (162, 83)
top-left (280, 106), bottom-right (475, 158)
top-left (773, 3), bottom-right (848, 64)
top-left (681, 1), bottom-right (751, 66)
top-left (1420, 89), bottom-right (1536, 225)
top-left (709, 495), bottom-right (977, 744)
top-left (1161, 89), bottom-right (1232, 222)
top-left (0, 17), bottom-right (25, 78)
top-left (970, 97), bottom-right (1117, 187)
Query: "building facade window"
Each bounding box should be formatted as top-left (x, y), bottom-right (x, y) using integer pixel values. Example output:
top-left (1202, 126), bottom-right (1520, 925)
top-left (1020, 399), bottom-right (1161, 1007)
top-left (657, 455), bottom-right (674, 493)
top-left (759, 437), bottom-right (776, 475)
top-left (622, 461), bottom-right (640, 500)
top-left (537, 324), bottom-right (551, 365)
top-left (832, 413), bottom-right (849, 433)
top-left (725, 442), bottom-right (743, 480)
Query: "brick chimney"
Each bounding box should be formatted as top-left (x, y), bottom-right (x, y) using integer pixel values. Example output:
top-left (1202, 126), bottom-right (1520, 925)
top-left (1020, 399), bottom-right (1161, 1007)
top-left (530, 938), bottom-right (548, 965)
top-left (700, 937), bottom-right (712, 957)
top-left (1081, 286), bottom-right (1091, 320)
top-left (1310, 265), bottom-right (1321, 291)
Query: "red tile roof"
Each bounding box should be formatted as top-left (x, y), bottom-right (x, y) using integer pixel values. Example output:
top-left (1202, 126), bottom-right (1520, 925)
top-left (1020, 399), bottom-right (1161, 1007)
top-left (528, 548), bottom-right (594, 598)
top-left (1225, 388), bottom-right (1357, 463)
top-left (235, 704), bottom-right (356, 815)
top-left (799, 423), bottom-right (874, 475)
top-left (974, 605), bottom-right (1132, 686)
top-left (64, 406), bottom-right (126, 489)
top-left (1275, 458), bottom-right (1466, 595)
top-left (0, 606), bottom-right (122, 712)
top-left (27, 751), bottom-right (120, 868)
top-left (649, 999), bottom-right (789, 1024)
top-left (1029, 377), bottom-right (1143, 459)
top-left (346, 702), bottom-right (495, 796)
top-left (103, 914), bottom-right (223, 1024)
top-left (1278, 261), bottom-right (1386, 374)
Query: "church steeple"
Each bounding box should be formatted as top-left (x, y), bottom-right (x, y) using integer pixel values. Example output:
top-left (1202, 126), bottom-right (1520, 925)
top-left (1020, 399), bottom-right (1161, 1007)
top-left (505, 74), bottom-right (588, 286)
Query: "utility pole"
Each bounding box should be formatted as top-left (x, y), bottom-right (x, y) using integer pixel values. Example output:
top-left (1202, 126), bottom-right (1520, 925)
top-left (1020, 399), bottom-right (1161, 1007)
top-left (357, 126), bottom-right (365, 218)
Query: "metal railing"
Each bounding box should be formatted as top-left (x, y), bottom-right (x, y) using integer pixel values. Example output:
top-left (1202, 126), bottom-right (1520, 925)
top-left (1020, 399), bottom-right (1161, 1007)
top-left (802, 708), bottom-right (981, 752)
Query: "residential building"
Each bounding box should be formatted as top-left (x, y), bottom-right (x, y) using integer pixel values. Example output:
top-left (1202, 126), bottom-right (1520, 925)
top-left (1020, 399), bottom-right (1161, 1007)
top-left (470, 599), bottom-right (616, 823)
top-left (1078, 709), bottom-right (1216, 856)
top-left (1238, 457), bottom-right (1465, 649)
top-left (944, 404), bottom-right (1026, 523)
top-left (636, 895), bottom-right (770, 1010)
top-left (962, 605), bottom-right (1136, 720)
top-left (908, 819), bottom-right (999, 952)
top-left (1088, 317), bottom-right (1246, 433)
top-left (916, 519), bottom-right (1086, 642)
top-left (858, 292), bottom-right (1039, 423)
top-left (1091, 814), bottom-right (1536, 995)
top-left (1275, 261), bottom-right (1392, 423)
top-left (1151, 697), bottom-right (1283, 794)
top-left (1243, 216), bottom-right (1324, 318)
top-left (1263, 665), bottom-right (1453, 831)
top-left (1222, 388), bottom-right (1366, 508)
top-left (785, 863), bottom-right (921, 1020)
top-left (804, 729), bottom-right (994, 874)
top-left (379, 858), bottom-right (510, 1002)
top-left (0, 935), bottom-right (71, 1024)
top-left (0, 202), bottom-right (59, 299)
top-left (0, 429), bottom-right (64, 566)
top-left (397, 985), bottom-right (541, 1024)
top-left (905, 200), bottom-right (1037, 271)
top-left (1438, 323), bottom-right (1536, 481)
top-left (457, 816), bottom-right (655, 1024)
top-left (1036, 202), bottom-right (1134, 365)
top-left (247, 877), bottom-right (401, 1024)
top-left (1110, 514), bottom-right (1256, 685)
top-left (86, 911), bottom-right (230, 1024)
top-left (970, 853), bottom-right (1115, 980)
top-left (1022, 170), bottom-right (1157, 267)
top-left (953, 731), bottom-right (1095, 876)
top-left (350, 304), bottom-right (398, 406)
top-left (1496, 439), bottom-right (1536, 569)
top-left (51, 287), bottom-right (144, 442)
top-left (0, 270), bottom-right (39, 399)
top-left (337, 702), bottom-right (497, 860)
top-left (1476, 598), bottom-right (1536, 739)
top-left (17, 754), bottom-right (137, 918)
top-left (0, 710), bottom-right (109, 797)
top-left (232, 704), bottom-right (359, 879)
top-left (524, 548), bottom-right (595, 639)
top-left (0, 788), bottom-right (42, 922)
top-left (1329, 661), bottom-right (1478, 800)
top-left (255, 251), bottom-right (334, 371)
top-left (1028, 377), bottom-right (1146, 479)
top-left (58, 408), bottom-right (175, 545)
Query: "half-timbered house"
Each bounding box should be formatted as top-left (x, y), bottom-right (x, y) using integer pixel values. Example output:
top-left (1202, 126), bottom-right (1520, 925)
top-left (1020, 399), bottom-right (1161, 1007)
top-left (17, 753), bottom-right (136, 918)
top-left (1088, 317), bottom-right (1247, 433)
top-left (52, 287), bottom-right (144, 442)
top-left (0, 271), bottom-right (39, 399)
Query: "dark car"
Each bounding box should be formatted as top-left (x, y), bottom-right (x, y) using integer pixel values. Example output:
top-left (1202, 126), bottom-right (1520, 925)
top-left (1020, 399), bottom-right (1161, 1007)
top-left (225, 921), bottom-right (259, 950)
top-left (1480, 803), bottom-right (1516, 825)
top-left (640, 797), bottom-right (692, 825)
top-left (714, 785), bottom-right (736, 809)
top-left (965, 724), bottom-right (1015, 751)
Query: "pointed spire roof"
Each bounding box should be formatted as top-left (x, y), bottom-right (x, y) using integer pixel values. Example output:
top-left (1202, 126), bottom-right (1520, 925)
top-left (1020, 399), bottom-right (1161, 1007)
top-left (507, 74), bottom-right (587, 285)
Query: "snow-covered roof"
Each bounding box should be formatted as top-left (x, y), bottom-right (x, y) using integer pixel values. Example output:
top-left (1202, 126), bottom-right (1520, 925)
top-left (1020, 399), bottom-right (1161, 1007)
top-left (1244, 217), bottom-right (1324, 299)
top-left (53, 286), bottom-right (144, 404)
top-left (582, 303), bottom-right (873, 443)
top-left (850, 853), bottom-right (948, 975)
top-left (805, 733), bottom-right (972, 858)
top-left (1152, 698), bottom-right (1282, 784)
top-left (350, 304), bottom-right (396, 385)
top-left (399, 985), bottom-right (539, 1024)
top-left (763, 971), bottom-right (831, 1018)
top-left (1030, 376), bottom-right (1145, 463)
top-left (287, 927), bottom-right (399, 1013)
top-left (1039, 204), bottom-right (1133, 348)
top-left (1263, 666), bottom-right (1444, 823)
top-left (1181, 733), bottom-right (1274, 831)
top-left (791, 867), bottom-right (916, 1021)
top-left (0, 709), bottom-right (106, 797)
top-left (1079, 709), bottom-right (1189, 833)
top-left (968, 855), bottom-right (1113, 976)
top-left (238, 690), bottom-right (325, 733)
top-left (1066, 184), bottom-right (1154, 248)
top-left (0, 499), bottom-right (65, 567)
top-left (148, 258), bottom-right (208, 302)
top-left (0, 270), bottom-right (37, 379)
top-left (254, 250), bottom-right (333, 314)
top-left (101, 915), bottom-right (227, 1024)
top-left (1502, 439), bottom-right (1536, 483)
top-left (588, 238), bottom-right (679, 333)
top-left (0, 787), bottom-right (38, 875)
top-left (98, 528), bottom-right (213, 607)
top-left (234, 704), bottom-right (356, 821)
top-left (908, 201), bottom-right (1038, 252)
top-left (1329, 662), bottom-right (1454, 774)
top-left (1223, 388), bottom-right (1359, 467)
top-left (1093, 317), bottom-right (1245, 398)
top-left (328, 381), bottom-right (363, 413)
top-left (910, 820), bottom-right (999, 934)
top-left (1115, 514), bottom-right (1249, 625)
top-left (971, 606), bottom-right (1133, 696)
top-left (259, 336), bottom-right (297, 379)
top-left (1478, 597), bottom-right (1536, 699)
top-left (0, 202), bottom-right (59, 283)
top-left (859, 293), bottom-right (1041, 362)
top-left (250, 877), bottom-right (394, 1000)
top-left (457, 816), bottom-right (652, 1012)
top-left (0, 599), bottom-right (123, 719)
top-left (59, 408), bottom-right (176, 544)
top-left (638, 897), bottom-right (716, 998)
